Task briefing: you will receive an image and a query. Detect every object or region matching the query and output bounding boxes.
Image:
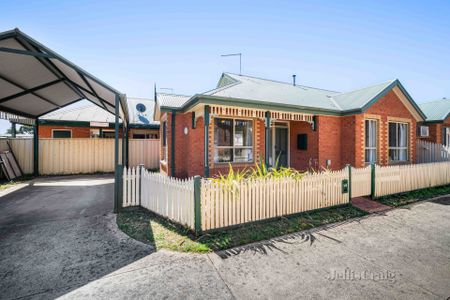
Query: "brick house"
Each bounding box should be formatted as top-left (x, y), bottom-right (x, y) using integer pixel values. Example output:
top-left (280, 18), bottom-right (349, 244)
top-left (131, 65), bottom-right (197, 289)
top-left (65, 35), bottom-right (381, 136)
top-left (417, 98), bottom-right (450, 146)
top-left (39, 97), bottom-right (159, 139)
top-left (154, 73), bottom-right (426, 178)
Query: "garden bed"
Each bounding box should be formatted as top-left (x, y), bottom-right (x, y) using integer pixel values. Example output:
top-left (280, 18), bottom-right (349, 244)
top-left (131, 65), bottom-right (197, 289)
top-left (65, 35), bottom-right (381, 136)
top-left (117, 205), bottom-right (367, 253)
top-left (377, 184), bottom-right (450, 207)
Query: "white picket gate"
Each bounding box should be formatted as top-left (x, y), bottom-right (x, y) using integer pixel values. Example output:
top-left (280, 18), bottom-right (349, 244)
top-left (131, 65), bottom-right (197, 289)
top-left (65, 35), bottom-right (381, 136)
top-left (416, 140), bottom-right (450, 164)
top-left (351, 166), bottom-right (371, 197)
top-left (200, 167), bottom-right (350, 231)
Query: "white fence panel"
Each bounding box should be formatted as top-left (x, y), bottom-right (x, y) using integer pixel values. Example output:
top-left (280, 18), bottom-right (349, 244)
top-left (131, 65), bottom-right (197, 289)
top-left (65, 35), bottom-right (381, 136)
top-left (375, 161), bottom-right (450, 197)
top-left (416, 140), bottom-right (450, 164)
top-left (201, 167), bottom-right (350, 231)
top-left (128, 139), bottom-right (160, 169)
top-left (351, 166), bottom-right (371, 197)
top-left (122, 167), bottom-right (141, 207)
top-left (0, 138), bottom-right (33, 174)
top-left (137, 169), bottom-right (195, 229)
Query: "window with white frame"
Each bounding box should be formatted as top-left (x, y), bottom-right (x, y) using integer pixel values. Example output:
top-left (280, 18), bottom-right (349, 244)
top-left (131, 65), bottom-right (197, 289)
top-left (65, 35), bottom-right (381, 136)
top-left (365, 119), bottom-right (377, 163)
top-left (389, 122), bottom-right (409, 162)
top-left (214, 118), bottom-right (253, 163)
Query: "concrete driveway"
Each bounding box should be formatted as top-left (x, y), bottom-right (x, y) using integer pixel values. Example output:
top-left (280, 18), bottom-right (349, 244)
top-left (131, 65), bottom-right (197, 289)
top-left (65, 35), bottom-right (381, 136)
top-left (1, 176), bottom-right (450, 300)
top-left (0, 175), bottom-right (153, 299)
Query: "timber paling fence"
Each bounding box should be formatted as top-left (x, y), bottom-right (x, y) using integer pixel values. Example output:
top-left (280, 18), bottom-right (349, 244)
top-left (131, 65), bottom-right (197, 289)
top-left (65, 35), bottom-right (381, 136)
top-left (123, 161), bottom-right (450, 233)
top-left (416, 140), bottom-right (450, 164)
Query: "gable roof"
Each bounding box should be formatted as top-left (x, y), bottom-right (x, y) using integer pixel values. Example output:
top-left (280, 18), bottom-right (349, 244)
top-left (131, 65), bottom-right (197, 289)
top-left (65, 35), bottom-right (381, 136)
top-left (418, 98), bottom-right (450, 122)
top-left (156, 73), bottom-right (425, 120)
top-left (204, 73), bottom-right (340, 111)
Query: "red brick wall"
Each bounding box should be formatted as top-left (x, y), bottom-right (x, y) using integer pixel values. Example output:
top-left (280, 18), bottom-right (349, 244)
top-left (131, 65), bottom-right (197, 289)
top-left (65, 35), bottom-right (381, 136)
top-left (39, 125), bottom-right (125, 138)
top-left (39, 125), bottom-right (91, 138)
top-left (290, 120), bottom-right (318, 171)
top-left (360, 90), bottom-right (418, 166)
top-left (317, 115), bottom-right (343, 170)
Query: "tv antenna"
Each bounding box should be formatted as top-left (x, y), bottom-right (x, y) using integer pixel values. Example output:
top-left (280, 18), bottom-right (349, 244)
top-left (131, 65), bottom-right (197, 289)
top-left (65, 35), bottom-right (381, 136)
top-left (221, 53), bottom-right (242, 75)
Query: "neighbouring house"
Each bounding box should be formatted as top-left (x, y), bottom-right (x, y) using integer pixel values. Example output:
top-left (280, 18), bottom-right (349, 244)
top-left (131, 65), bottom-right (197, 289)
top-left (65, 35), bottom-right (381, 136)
top-left (417, 98), bottom-right (450, 146)
top-left (39, 97), bottom-right (159, 139)
top-left (154, 73), bottom-right (426, 178)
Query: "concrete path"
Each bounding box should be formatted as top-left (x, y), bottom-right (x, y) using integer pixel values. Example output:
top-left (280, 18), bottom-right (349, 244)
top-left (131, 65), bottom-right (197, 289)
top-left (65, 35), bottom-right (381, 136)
top-left (1, 177), bottom-right (449, 299)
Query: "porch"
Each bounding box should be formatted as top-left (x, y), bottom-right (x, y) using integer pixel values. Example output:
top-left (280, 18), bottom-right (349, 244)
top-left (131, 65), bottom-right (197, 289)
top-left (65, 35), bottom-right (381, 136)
top-left (202, 105), bottom-right (320, 178)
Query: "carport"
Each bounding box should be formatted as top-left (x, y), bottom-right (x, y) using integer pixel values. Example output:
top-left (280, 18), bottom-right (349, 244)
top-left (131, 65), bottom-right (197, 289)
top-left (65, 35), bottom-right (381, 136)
top-left (0, 28), bottom-right (128, 212)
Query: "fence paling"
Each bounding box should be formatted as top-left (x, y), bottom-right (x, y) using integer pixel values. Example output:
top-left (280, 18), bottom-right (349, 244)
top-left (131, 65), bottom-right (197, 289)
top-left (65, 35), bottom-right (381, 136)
top-left (124, 168), bottom-right (195, 230)
top-left (374, 161), bottom-right (450, 197)
top-left (416, 140), bottom-right (450, 164)
top-left (200, 167), bottom-right (350, 231)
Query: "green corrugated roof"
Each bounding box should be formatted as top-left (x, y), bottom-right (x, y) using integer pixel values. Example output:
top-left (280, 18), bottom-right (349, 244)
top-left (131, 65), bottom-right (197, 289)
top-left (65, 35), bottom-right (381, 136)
top-left (157, 73), bottom-right (424, 119)
top-left (204, 73), bottom-right (340, 111)
top-left (418, 98), bottom-right (450, 122)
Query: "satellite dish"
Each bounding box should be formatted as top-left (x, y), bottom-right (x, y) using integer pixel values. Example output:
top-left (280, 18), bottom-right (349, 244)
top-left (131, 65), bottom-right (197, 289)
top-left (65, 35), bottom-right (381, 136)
top-left (136, 103), bottom-right (146, 113)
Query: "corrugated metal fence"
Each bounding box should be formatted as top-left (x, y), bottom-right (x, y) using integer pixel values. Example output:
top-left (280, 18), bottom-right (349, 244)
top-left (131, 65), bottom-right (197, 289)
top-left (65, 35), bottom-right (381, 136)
top-left (0, 138), bottom-right (160, 175)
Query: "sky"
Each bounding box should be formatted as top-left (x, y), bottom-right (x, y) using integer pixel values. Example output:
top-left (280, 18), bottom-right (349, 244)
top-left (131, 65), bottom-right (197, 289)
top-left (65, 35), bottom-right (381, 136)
top-left (0, 0), bottom-right (450, 133)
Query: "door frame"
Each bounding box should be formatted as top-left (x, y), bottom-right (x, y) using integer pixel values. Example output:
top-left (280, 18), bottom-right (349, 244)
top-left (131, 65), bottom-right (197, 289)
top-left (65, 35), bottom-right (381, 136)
top-left (271, 121), bottom-right (290, 167)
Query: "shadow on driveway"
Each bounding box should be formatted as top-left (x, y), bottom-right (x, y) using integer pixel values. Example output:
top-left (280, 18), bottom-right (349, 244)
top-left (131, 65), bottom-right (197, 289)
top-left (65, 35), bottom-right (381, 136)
top-left (0, 175), bottom-right (153, 300)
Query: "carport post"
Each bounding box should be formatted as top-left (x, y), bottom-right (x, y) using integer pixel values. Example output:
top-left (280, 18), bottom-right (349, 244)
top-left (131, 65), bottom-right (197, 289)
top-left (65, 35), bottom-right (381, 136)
top-left (33, 122), bottom-right (39, 176)
top-left (114, 94), bottom-right (121, 213)
top-left (11, 122), bottom-right (16, 138)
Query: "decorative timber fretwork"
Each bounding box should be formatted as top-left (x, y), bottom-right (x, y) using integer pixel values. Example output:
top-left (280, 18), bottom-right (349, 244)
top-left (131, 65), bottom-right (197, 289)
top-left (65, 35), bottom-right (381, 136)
top-left (210, 106), bottom-right (266, 118)
top-left (270, 111), bottom-right (314, 123)
top-left (209, 105), bottom-right (314, 124)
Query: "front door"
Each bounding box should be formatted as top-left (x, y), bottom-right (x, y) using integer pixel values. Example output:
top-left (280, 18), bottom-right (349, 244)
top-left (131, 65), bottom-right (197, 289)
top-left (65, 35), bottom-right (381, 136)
top-left (274, 127), bottom-right (288, 168)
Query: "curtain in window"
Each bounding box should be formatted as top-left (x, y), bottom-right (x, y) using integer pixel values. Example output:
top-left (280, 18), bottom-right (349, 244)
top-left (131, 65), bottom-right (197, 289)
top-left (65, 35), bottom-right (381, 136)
top-left (365, 120), bottom-right (377, 163)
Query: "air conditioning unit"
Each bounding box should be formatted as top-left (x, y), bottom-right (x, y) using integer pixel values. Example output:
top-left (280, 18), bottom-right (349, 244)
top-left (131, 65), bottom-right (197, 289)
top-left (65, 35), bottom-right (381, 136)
top-left (420, 126), bottom-right (429, 137)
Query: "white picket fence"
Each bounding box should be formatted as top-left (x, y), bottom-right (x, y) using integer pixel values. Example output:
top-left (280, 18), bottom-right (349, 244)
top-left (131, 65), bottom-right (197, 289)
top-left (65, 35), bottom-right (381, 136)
top-left (416, 140), bottom-right (450, 164)
top-left (122, 161), bottom-right (450, 232)
top-left (200, 167), bottom-right (349, 231)
top-left (375, 161), bottom-right (450, 197)
top-left (122, 167), bottom-right (196, 229)
top-left (351, 165), bottom-right (371, 197)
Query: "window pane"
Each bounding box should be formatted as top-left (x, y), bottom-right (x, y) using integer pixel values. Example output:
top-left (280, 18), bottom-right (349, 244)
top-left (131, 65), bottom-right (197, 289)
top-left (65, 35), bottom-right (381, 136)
top-left (53, 130), bottom-right (71, 138)
top-left (389, 123), bottom-right (396, 147)
top-left (399, 124), bottom-right (407, 147)
top-left (214, 148), bottom-right (232, 163)
top-left (234, 148), bottom-right (253, 163)
top-left (365, 149), bottom-right (376, 163)
top-left (234, 120), bottom-right (253, 146)
top-left (214, 118), bottom-right (233, 146)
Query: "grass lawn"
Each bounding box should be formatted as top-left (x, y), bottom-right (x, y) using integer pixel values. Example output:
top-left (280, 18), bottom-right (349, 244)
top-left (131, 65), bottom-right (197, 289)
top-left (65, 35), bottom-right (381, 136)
top-left (117, 205), bottom-right (367, 253)
top-left (377, 184), bottom-right (450, 207)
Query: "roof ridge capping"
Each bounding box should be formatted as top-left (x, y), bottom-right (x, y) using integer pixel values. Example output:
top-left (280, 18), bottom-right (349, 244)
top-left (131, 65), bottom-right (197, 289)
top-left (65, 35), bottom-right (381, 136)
top-left (224, 72), bottom-right (339, 93)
